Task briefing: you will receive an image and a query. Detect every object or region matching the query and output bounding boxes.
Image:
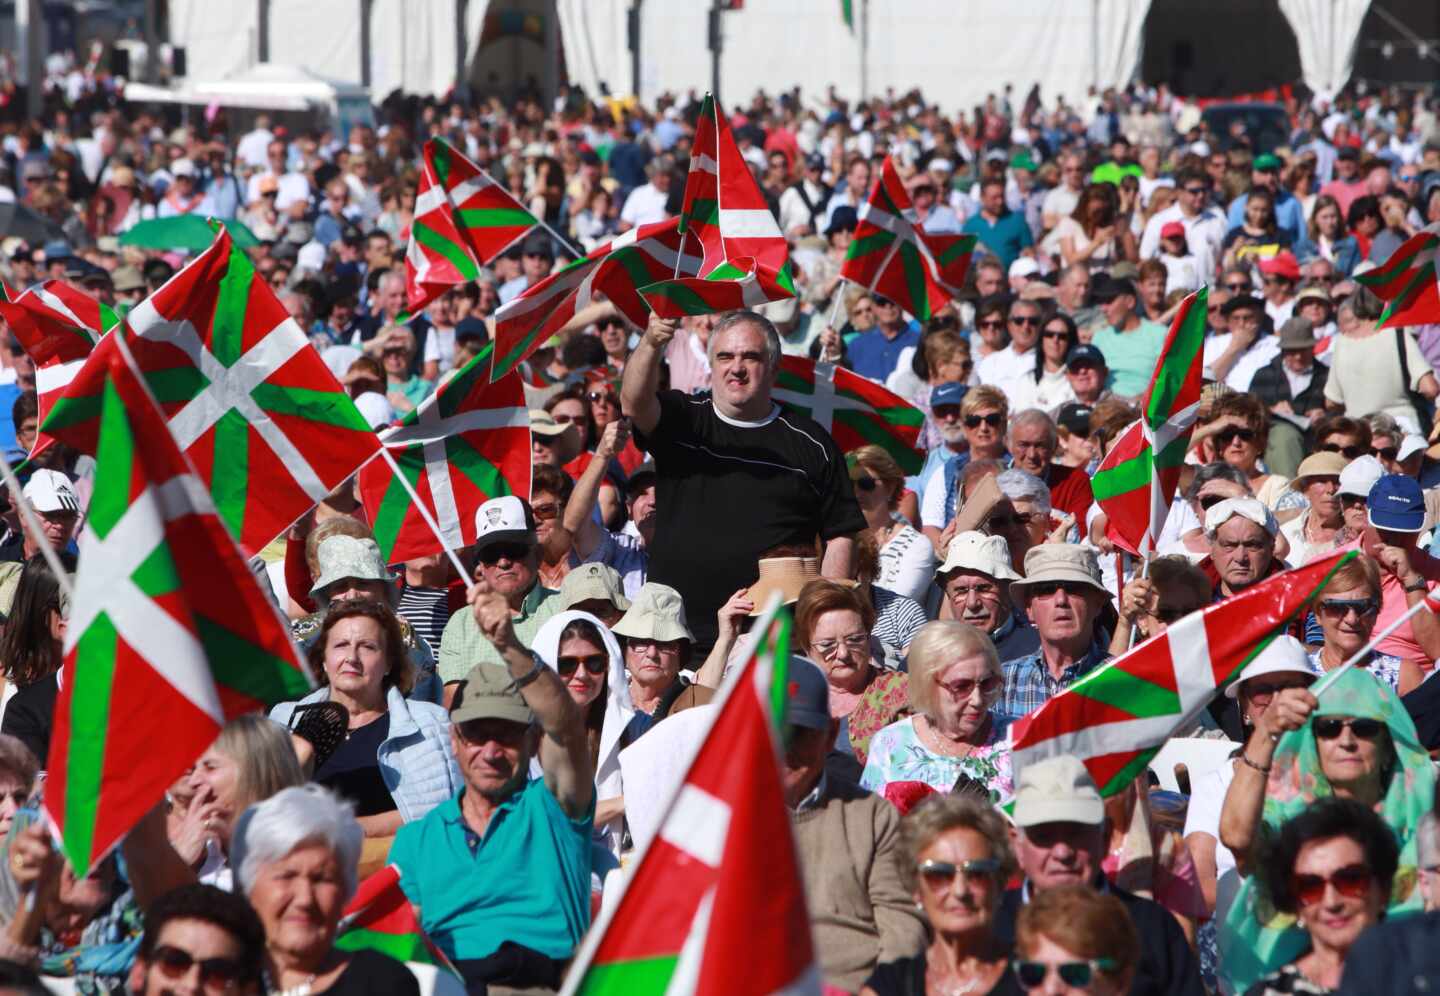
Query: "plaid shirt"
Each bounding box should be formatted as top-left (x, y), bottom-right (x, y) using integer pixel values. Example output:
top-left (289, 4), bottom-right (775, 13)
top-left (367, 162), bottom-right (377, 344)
top-left (998, 637), bottom-right (1109, 719)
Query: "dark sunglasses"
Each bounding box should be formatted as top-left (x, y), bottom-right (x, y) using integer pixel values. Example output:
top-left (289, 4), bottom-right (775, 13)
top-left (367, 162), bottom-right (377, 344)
top-left (1010, 315), bottom-right (1041, 327)
top-left (1321, 442), bottom-right (1364, 459)
top-left (150, 945), bottom-right (247, 988)
top-left (977, 319), bottom-right (1005, 330)
top-left (1198, 493), bottom-right (1227, 510)
top-left (556, 654), bottom-right (608, 677)
top-left (1373, 446), bottom-right (1399, 462)
top-left (1015, 958), bottom-right (1119, 990)
top-left (1182, 186), bottom-right (1207, 196)
top-left (853, 476), bottom-right (879, 492)
top-left (965, 413), bottom-right (1004, 429)
top-left (477, 541), bottom-right (531, 565)
top-left (1041, 330), bottom-right (1070, 340)
top-left (1312, 716), bottom-right (1384, 740)
top-left (1224, 281), bottom-right (1251, 292)
top-left (1215, 426), bottom-right (1256, 445)
top-left (588, 391), bottom-right (619, 404)
top-left (1026, 580), bottom-right (1092, 599)
top-left (918, 857), bottom-right (999, 888)
top-left (1155, 604), bottom-right (1203, 624)
top-left (1292, 863), bottom-right (1373, 907)
top-left (1318, 597), bottom-right (1379, 619)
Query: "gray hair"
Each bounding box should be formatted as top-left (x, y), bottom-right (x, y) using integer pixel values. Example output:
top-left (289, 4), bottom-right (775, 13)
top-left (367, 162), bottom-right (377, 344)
top-left (899, 793), bottom-right (1017, 889)
top-left (1350, 285), bottom-right (1385, 321)
top-left (996, 468), bottom-right (1051, 515)
top-left (1184, 461), bottom-right (1251, 502)
top-left (1009, 409), bottom-right (1058, 451)
top-left (234, 784), bottom-right (364, 902)
top-left (1366, 412), bottom-right (1402, 441)
top-left (707, 310), bottom-right (782, 372)
top-left (0, 735), bottom-right (36, 792)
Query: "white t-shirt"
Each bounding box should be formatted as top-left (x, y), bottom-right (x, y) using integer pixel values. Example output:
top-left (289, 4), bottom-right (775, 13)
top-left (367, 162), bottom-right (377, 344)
top-left (1203, 333), bottom-right (1281, 393)
top-left (920, 462), bottom-right (952, 530)
top-left (423, 325), bottom-right (457, 374)
top-left (1182, 760), bottom-right (1239, 884)
top-left (975, 346), bottom-right (1036, 398)
top-left (620, 183), bottom-right (670, 227)
top-left (1004, 367), bottom-right (1076, 417)
top-left (1323, 328), bottom-right (1434, 430)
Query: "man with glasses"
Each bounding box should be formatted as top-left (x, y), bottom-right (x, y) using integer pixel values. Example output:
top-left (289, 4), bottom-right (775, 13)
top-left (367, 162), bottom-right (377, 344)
top-left (997, 545), bottom-right (1111, 719)
top-left (1089, 275), bottom-right (1166, 399)
top-left (847, 293), bottom-right (920, 383)
top-left (936, 531), bottom-right (1039, 661)
top-left (995, 755), bottom-right (1204, 996)
top-left (436, 496), bottom-right (562, 694)
top-left (128, 884), bottom-right (266, 996)
top-left (1139, 168), bottom-right (1225, 282)
top-left (976, 298), bottom-right (1041, 397)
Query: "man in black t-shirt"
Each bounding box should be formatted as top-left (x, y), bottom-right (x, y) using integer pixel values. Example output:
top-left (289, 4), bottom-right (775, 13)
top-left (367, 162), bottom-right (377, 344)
top-left (622, 309), bottom-right (865, 650)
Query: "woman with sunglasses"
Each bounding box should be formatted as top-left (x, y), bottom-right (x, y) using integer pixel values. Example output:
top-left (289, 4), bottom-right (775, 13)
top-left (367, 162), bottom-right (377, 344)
top-left (971, 297), bottom-right (1010, 363)
top-left (1217, 668), bottom-right (1435, 993)
top-left (1240, 798), bottom-right (1398, 996)
top-left (1007, 314), bottom-right (1078, 417)
top-left (1012, 885), bottom-right (1139, 996)
top-left (851, 446), bottom-right (935, 602)
top-left (1306, 554), bottom-right (1416, 693)
top-left (1196, 394), bottom-right (1290, 509)
top-left (862, 794), bottom-right (1021, 996)
top-left (533, 611), bottom-right (631, 850)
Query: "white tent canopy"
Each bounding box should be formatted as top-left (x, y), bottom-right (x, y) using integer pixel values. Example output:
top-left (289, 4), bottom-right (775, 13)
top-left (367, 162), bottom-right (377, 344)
top-left (124, 63), bottom-right (370, 113)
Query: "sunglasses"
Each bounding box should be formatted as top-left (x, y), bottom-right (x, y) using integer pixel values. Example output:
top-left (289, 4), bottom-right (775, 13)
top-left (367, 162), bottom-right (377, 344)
top-left (1041, 330), bottom-right (1070, 340)
top-left (853, 476), bottom-right (879, 492)
top-left (965, 413), bottom-right (1004, 429)
top-left (1312, 716), bottom-right (1384, 740)
top-left (874, 297), bottom-right (899, 308)
top-left (1339, 493), bottom-right (1367, 508)
top-left (477, 541), bottom-right (531, 565)
top-left (530, 501), bottom-right (564, 521)
top-left (588, 391), bottom-right (619, 405)
top-left (1373, 447), bottom-right (1399, 462)
top-left (1245, 678), bottom-right (1307, 700)
top-left (1320, 442), bottom-right (1364, 459)
top-left (149, 945), bottom-right (247, 990)
top-left (810, 633), bottom-right (869, 659)
top-left (1010, 315), bottom-right (1041, 327)
top-left (1318, 597), bottom-right (1379, 619)
top-left (1026, 580), bottom-right (1092, 599)
top-left (918, 857), bottom-right (999, 889)
top-left (1183, 186), bottom-right (1207, 196)
top-left (1292, 863), bottom-right (1373, 907)
top-left (1015, 958), bottom-right (1119, 990)
top-left (1224, 281), bottom-right (1252, 292)
top-left (1215, 426), bottom-right (1257, 445)
top-left (977, 319), bottom-right (1005, 330)
top-left (937, 675), bottom-right (1002, 699)
top-left (556, 653), bottom-right (607, 677)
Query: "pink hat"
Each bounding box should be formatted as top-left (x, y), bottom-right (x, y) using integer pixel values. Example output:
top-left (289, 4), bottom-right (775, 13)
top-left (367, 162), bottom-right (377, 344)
top-left (1160, 221), bottom-right (1186, 240)
top-left (1259, 250), bottom-right (1301, 281)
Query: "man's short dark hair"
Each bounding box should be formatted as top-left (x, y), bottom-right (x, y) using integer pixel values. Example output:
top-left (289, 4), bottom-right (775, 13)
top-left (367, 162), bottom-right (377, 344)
top-left (980, 177), bottom-right (1006, 195)
top-left (11, 391), bottom-right (37, 429)
top-left (139, 884), bottom-right (266, 984)
top-left (1258, 797), bottom-right (1399, 915)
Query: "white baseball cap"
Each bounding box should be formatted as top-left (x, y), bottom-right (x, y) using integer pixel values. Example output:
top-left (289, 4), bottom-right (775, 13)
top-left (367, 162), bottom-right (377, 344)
top-left (1337, 454), bottom-right (1385, 498)
top-left (1204, 496), bottom-right (1277, 537)
top-left (1013, 755), bottom-right (1104, 828)
top-left (1009, 257), bottom-right (1041, 279)
top-left (1224, 635), bottom-right (1316, 699)
top-left (473, 495), bottom-right (535, 552)
top-left (352, 391), bottom-right (395, 430)
top-left (23, 469), bottom-right (79, 515)
top-left (1397, 434), bottom-right (1427, 463)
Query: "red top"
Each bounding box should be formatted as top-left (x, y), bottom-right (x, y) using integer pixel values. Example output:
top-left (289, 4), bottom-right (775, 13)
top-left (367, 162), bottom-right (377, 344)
top-left (1047, 462), bottom-right (1095, 524)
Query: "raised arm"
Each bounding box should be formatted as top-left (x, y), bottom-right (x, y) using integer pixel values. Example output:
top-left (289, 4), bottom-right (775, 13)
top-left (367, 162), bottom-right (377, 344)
top-left (470, 590), bottom-right (594, 818)
top-left (621, 314), bottom-right (678, 435)
top-left (562, 419), bottom-right (629, 560)
top-left (1219, 686), bottom-right (1315, 873)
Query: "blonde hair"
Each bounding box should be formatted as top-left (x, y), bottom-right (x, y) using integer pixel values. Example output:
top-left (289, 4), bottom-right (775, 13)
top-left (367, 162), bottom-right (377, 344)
top-left (212, 714), bottom-right (304, 813)
top-left (850, 445), bottom-right (906, 510)
top-left (907, 621), bottom-right (1001, 718)
top-left (900, 793), bottom-right (1017, 888)
top-left (1318, 553), bottom-right (1382, 603)
top-left (960, 385), bottom-right (1009, 422)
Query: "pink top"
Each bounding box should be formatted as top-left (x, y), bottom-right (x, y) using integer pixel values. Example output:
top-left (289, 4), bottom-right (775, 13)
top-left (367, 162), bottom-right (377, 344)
top-left (665, 330), bottom-right (711, 396)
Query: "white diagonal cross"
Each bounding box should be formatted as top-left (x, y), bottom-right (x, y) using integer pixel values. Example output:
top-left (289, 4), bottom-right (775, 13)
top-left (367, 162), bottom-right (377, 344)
top-left (773, 363), bottom-right (873, 432)
top-left (128, 300), bottom-right (330, 503)
top-left (66, 476), bottom-right (225, 726)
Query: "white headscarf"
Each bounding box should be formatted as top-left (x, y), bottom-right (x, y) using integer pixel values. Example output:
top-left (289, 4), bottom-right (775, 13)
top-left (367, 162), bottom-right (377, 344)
top-left (531, 610), bottom-right (633, 805)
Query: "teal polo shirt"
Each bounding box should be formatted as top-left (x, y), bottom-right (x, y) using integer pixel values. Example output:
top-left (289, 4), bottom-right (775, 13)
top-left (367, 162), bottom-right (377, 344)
top-left (390, 778), bottom-right (594, 962)
top-left (1090, 319), bottom-right (1168, 398)
top-left (961, 209), bottom-right (1033, 271)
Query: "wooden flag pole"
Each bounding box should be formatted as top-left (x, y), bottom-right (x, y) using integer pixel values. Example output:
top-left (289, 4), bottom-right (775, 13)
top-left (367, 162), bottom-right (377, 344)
top-left (378, 448), bottom-right (472, 584)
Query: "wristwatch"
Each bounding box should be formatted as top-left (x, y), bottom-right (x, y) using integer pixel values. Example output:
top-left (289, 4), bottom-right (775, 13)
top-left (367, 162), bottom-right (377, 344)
top-left (1405, 577), bottom-right (1429, 594)
top-left (510, 651), bottom-right (546, 691)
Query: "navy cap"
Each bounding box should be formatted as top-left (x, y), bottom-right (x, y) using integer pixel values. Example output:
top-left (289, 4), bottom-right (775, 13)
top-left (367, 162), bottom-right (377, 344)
top-left (1057, 402), bottom-right (1094, 436)
top-left (826, 205), bottom-right (858, 236)
top-left (1066, 343), bottom-right (1107, 370)
top-left (1367, 474), bottom-right (1426, 533)
top-left (786, 657), bottom-right (832, 731)
top-left (1090, 274), bottom-right (1136, 302)
top-left (930, 381), bottom-right (968, 408)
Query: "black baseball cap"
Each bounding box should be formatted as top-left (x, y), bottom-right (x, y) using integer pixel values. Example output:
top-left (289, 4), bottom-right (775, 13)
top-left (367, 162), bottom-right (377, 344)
top-left (1090, 274), bottom-right (1136, 302)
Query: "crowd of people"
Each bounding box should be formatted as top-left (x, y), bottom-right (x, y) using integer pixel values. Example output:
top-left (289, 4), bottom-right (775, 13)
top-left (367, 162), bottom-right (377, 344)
top-left (0, 58), bottom-right (1436, 996)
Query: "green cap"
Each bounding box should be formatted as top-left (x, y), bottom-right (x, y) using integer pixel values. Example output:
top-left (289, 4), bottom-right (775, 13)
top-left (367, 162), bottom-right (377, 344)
top-left (1010, 150), bottom-right (1038, 172)
top-left (449, 663), bottom-right (535, 726)
top-left (1253, 153), bottom-right (1282, 172)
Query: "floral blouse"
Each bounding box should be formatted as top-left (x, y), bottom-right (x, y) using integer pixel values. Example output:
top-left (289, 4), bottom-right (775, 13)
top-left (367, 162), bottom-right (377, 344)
top-left (845, 669), bottom-right (911, 765)
top-left (859, 713), bottom-right (1014, 801)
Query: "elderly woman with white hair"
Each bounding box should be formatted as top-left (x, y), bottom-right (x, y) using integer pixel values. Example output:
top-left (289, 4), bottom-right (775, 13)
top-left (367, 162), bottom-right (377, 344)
top-left (860, 621), bottom-right (1012, 800)
top-left (233, 784), bottom-right (421, 995)
top-left (987, 468), bottom-right (1053, 573)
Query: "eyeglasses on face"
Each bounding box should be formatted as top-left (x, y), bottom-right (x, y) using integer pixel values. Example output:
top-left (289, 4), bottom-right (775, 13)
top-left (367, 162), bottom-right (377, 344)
top-left (1292, 863), bottom-right (1373, 907)
top-left (937, 675), bottom-right (1001, 700)
top-left (556, 654), bottom-right (607, 677)
top-left (626, 636), bottom-right (685, 654)
top-left (1041, 329), bottom-right (1070, 341)
top-left (1014, 957), bottom-right (1119, 990)
top-left (1312, 716), bottom-right (1383, 740)
top-left (810, 633), bottom-right (869, 659)
top-left (977, 319), bottom-right (1005, 330)
top-left (1010, 314), bottom-right (1041, 327)
top-left (529, 500), bottom-right (564, 521)
top-left (853, 475), bottom-right (879, 492)
top-left (918, 857), bottom-right (999, 889)
top-left (149, 946), bottom-right (247, 991)
top-left (965, 413), bottom-right (1003, 429)
top-left (1215, 426), bottom-right (1256, 446)
top-left (1320, 442), bottom-right (1364, 459)
top-left (1224, 281), bottom-right (1251, 292)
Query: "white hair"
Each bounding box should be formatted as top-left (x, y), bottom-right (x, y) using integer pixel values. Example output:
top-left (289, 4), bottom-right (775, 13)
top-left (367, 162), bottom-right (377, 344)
top-left (996, 468), bottom-right (1051, 516)
top-left (234, 784), bottom-right (363, 902)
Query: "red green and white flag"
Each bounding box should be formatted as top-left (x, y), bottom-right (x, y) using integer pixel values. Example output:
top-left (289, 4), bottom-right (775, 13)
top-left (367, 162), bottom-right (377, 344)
top-left (0, 280), bottom-right (118, 458)
top-left (43, 341), bottom-right (312, 875)
top-left (41, 228), bottom-right (382, 554)
top-left (405, 137), bottom-right (539, 313)
top-left (358, 342), bottom-right (530, 564)
top-left (641, 94), bottom-right (796, 318)
top-left (1090, 287), bottom-right (1208, 556)
top-left (773, 355), bottom-right (925, 473)
top-left (1355, 222), bottom-right (1440, 329)
top-left (337, 865), bottom-right (458, 974)
top-left (1010, 549), bottom-right (1356, 795)
top-left (840, 156), bottom-right (976, 321)
top-left (560, 603), bottom-right (819, 996)
top-left (490, 218), bottom-right (701, 382)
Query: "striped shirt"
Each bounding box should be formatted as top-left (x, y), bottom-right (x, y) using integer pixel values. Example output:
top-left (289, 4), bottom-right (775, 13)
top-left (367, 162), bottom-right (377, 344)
top-left (396, 584), bottom-right (450, 656)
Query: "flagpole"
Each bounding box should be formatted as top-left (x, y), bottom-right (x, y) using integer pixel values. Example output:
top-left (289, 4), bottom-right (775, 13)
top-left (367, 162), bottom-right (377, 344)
top-left (826, 279), bottom-right (848, 329)
top-left (537, 219), bottom-right (583, 260)
top-left (1309, 594), bottom-right (1435, 696)
top-left (377, 448), bottom-right (472, 584)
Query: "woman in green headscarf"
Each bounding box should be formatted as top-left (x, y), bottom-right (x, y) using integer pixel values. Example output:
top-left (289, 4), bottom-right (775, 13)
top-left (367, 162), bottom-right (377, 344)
top-left (1215, 667), bottom-right (1435, 993)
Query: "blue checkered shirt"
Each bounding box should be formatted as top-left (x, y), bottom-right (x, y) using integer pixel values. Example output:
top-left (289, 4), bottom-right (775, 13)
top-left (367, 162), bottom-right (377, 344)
top-left (999, 637), bottom-right (1110, 720)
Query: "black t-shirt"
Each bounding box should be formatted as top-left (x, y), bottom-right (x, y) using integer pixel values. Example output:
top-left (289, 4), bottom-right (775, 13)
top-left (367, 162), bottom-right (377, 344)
top-left (315, 714), bottom-right (395, 817)
top-left (637, 390), bottom-right (866, 650)
top-left (327, 948), bottom-right (421, 996)
top-left (866, 954), bottom-right (1021, 996)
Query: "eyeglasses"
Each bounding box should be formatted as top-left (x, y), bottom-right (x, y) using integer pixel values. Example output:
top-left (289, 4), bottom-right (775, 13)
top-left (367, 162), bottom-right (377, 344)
top-left (918, 858), bottom-right (999, 889)
top-left (1026, 580), bottom-right (1093, 599)
top-left (1215, 426), bottom-right (1257, 446)
top-left (1010, 315), bottom-right (1041, 327)
top-left (149, 945), bottom-right (247, 992)
top-left (588, 391), bottom-right (619, 405)
top-left (937, 675), bottom-right (1001, 700)
top-left (932, 405), bottom-right (962, 420)
top-left (1312, 716), bottom-right (1384, 740)
top-left (626, 636), bottom-right (684, 654)
top-left (1292, 863), bottom-right (1374, 907)
top-left (987, 510), bottom-right (1038, 531)
top-left (965, 413), bottom-right (1004, 429)
top-left (556, 653), bottom-right (608, 677)
top-left (1317, 597), bottom-right (1379, 619)
top-left (977, 319), bottom-right (1005, 330)
top-left (947, 581), bottom-right (1000, 600)
top-left (1041, 330), bottom-right (1070, 341)
top-left (1339, 494), bottom-right (1367, 509)
top-left (1182, 186), bottom-right (1207, 196)
top-left (1373, 447), bottom-right (1399, 462)
top-left (477, 541), bottom-right (531, 565)
top-left (1015, 958), bottom-right (1120, 990)
top-left (530, 501), bottom-right (564, 521)
top-left (1320, 442), bottom-right (1364, 459)
top-left (854, 476), bottom-right (879, 492)
top-left (1224, 281), bottom-right (1251, 292)
top-left (810, 633), bottom-right (869, 659)
top-left (550, 413), bottom-right (581, 425)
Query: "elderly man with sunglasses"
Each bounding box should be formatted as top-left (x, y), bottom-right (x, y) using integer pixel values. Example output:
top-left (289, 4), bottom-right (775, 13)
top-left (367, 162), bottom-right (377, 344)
top-left (997, 545), bottom-right (1111, 720)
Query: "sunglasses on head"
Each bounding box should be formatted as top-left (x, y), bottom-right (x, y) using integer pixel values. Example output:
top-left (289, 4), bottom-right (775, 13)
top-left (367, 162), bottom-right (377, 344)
top-left (478, 541), bottom-right (531, 565)
top-left (1320, 442), bottom-right (1364, 459)
top-left (918, 857), bottom-right (999, 889)
top-left (149, 945), bottom-right (247, 989)
top-left (1292, 863), bottom-right (1373, 907)
top-left (556, 653), bottom-right (607, 678)
top-left (1312, 716), bottom-right (1383, 740)
top-left (965, 413), bottom-right (1003, 429)
top-left (1015, 958), bottom-right (1119, 991)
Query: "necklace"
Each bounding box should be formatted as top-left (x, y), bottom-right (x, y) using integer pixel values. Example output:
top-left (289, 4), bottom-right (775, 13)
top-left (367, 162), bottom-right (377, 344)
top-left (921, 715), bottom-right (984, 758)
top-left (270, 973), bottom-right (316, 996)
top-left (926, 963), bottom-right (981, 995)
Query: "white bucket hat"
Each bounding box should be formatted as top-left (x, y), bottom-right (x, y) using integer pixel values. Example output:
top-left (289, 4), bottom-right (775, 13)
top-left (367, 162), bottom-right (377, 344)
top-left (1224, 635), bottom-right (1316, 699)
top-left (611, 583), bottom-right (694, 643)
top-left (935, 531), bottom-right (1022, 583)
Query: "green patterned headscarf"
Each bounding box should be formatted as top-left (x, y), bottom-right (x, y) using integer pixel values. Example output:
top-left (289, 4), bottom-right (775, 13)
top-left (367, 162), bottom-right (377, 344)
top-left (1218, 667), bottom-right (1435, 993)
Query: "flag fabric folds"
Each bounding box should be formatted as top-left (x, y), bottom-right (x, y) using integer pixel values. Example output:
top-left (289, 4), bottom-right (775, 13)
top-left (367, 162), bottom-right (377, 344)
top-left (43, 341), bottom-right (311, 875)
top-left (640, 94), bottom-right (796, 319)
top-left (1355, 222), bottom-right (1440, 329)
top-left (42, 228), bottom-right (381, 554)
top-left (358, 342), bottom-right (530, 564)
top-left (840, 156), bottom-right (976, 321)
top-left (772, 355), bottom-right (925, 473)
top-left (561, 604), bottom-right (819, 995)
top-left (337, 865), bottom-right (457, 973)
top-left (1009, 550), bottom-right (1355, 795)
top-left (1091, 287), bottom-right (1208, 555)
